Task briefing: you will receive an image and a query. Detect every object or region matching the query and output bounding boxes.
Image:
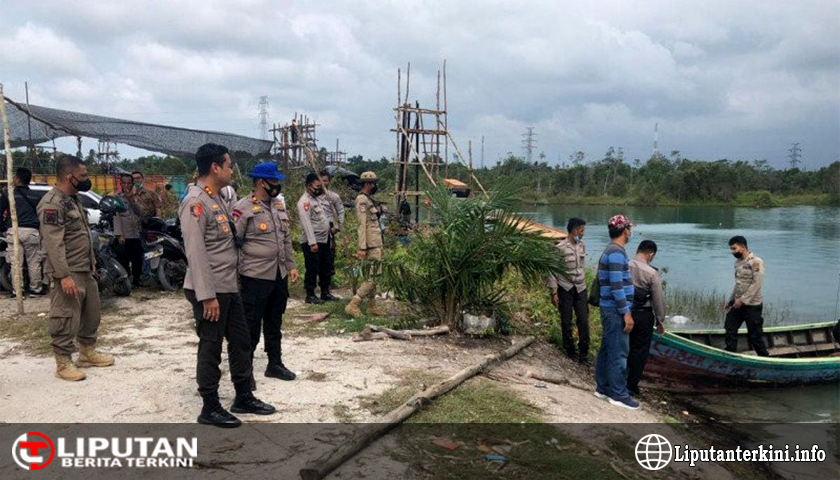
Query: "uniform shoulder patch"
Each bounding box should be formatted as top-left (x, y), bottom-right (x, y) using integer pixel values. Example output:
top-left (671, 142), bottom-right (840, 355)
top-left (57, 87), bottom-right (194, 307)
top-left (190, 204), bottom-right (203, 218)
top-left (231, 208), bottom-right (243, 221)
top-left (44, 208), bottom-right (59, 225)
top-left (359, 203), bottom-right (367, 213)
top-left (303, 201), bottom-right (310, 212)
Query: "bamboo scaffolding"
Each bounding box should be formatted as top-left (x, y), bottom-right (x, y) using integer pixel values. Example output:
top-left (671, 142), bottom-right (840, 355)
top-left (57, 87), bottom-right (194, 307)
top-left (0, 84), bottom-right (25, 314)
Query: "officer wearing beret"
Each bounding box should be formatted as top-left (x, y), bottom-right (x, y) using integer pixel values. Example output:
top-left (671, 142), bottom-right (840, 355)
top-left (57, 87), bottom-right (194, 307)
top-left (181, 143), bottom-right (276, 428)
top-left (345, 171), bottom-right (386, 318)
top-left (232, 163), bottom-right (300, 385)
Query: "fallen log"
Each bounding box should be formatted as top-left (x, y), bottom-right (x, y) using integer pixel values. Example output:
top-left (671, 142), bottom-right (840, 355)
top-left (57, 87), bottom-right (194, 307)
top-left (521, 370), bottom-right (591, 392)
top-left (367, 325), bottom-right (412, 340)
top-left (299, 336), bottom-right (537, 480)
top-left (379, 325), bottom-right (450, 337)
top-left (351, 331), bottom-right (390, 342)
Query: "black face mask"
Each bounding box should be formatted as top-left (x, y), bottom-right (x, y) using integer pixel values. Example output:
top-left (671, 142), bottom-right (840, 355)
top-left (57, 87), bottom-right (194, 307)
top-left (71, 175), bottom-right (92, 192)
top-left (733, 252), bottom-right (743, 259)
top-left (264, 181), bottom-right (282, 198)
top-left (312, 187), bottom-right (325, 196)
top-left (369, 185), bottom-right (378, 196)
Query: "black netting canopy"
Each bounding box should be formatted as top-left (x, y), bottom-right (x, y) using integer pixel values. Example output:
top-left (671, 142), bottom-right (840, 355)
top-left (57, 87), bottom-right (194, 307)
top-left (3, 97), bottom-right (273, 158)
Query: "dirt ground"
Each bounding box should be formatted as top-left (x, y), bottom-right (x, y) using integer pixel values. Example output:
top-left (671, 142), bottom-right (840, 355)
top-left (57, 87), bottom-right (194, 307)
top-left (0, 290), bottom-right (733, 479)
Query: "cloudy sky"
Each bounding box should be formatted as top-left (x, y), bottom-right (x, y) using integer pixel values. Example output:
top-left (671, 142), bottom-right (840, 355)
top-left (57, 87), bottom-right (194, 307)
top-left (2, 0), bottom-right (838, 168)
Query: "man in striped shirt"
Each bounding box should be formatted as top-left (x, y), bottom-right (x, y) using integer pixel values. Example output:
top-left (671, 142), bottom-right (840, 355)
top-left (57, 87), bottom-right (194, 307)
top-left (594, 214), bottom-right (639, 410)
top-left (547, 217), bottom-right (590, 363)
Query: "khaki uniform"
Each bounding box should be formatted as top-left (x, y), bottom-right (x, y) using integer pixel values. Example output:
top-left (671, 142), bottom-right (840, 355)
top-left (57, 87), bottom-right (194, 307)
top-left (355, 193), bottom-right (383, 298)
top-left (547, 239), bottom-right (586, 293)
top-left (133, 188), bottom-right (160, 220)
top-left (297, 192), bottom-right (330, 246)
top-left (180, 180), bottom-right (252, 400)
top-left (113, 193), bottom-right (141, 239)
top-left (730, 253), bottom-right (764, 306)
top-left (180, 180), bottom-right (238, 302)
top-left (37, 188), bottom-right (100, 355)
top-left (232, 194), bottom-right (296, 280)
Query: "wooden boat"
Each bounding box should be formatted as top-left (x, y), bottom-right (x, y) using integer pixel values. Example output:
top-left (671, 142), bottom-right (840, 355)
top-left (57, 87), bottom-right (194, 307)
top-left (645, 321), bottom-right (840, 390)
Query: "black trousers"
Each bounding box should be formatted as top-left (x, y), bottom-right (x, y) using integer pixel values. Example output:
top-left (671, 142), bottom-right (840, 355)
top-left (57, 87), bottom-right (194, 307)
top-left (184, 290), bottom-right (253, 407)
top-left (241, 272), bottom-right (289, 363)
top-left (116, 238), bottom-right (144, 285)
top-left (302, 240), bottom-right (333, 296)
top-left (627, 309), bottom-right (655, 394)
top-left (556, 286), bottom-right (590, 360)
top-left (725, 304), bottom-right (769, 356)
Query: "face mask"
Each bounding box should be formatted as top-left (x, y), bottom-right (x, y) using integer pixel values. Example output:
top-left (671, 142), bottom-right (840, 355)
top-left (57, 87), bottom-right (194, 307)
top-left (134, 182), bottom-right (144, 190)
top-left (71, 175), bottom-right (92, 192)
top-left (265, 181), bottom-right (283, 197)
top-left (370, 185), bottom-right (378, 196)
top-left (733, 252), bottom-right (743, 259)
top-left (312, 187), bottom-right (324, 196)
top-left (574, 235), bottom-right (583, 243)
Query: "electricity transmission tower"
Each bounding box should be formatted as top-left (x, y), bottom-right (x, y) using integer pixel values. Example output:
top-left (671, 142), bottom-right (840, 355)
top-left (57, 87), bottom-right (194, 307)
top-left (522, 127), bottom-right (536, 163)
top-left (788, 142), bottom-right (802, 169)
top-left (258, 96), bottom-right (269, 140)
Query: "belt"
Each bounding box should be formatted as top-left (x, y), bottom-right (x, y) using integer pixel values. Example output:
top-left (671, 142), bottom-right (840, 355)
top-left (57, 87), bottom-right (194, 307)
top-left (631, 306), bottom-right (653, 312)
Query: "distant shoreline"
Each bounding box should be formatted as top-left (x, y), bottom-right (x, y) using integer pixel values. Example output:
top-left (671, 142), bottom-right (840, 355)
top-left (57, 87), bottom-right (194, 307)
top-left (520, 192), bottom-right (836, 208)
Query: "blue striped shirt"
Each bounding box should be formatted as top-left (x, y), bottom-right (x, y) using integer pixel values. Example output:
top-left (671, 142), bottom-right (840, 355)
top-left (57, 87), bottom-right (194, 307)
top-left (598, 244), bottom-right (634, 314)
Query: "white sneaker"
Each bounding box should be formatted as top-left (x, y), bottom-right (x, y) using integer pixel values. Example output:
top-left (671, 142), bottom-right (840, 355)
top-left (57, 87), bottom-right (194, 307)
top-left (593, 391), bottom-right (608, 400)
top-left (608, 396), bottom-right (641, 410)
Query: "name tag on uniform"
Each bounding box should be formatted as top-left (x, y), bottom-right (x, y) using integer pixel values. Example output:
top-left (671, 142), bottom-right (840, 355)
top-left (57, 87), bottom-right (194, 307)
top-left (252, 205), bottom-right (262, 212)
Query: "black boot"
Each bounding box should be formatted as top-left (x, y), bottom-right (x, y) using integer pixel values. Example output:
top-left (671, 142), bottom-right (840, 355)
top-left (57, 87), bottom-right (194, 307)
top-left (249, 375), bottom-right (257, 391)
top-left (321, 289), bottom-right (337, 302)
top-left (198, 393), bottom-right (242, 428)
top-left (266, 356), bottom-right (296, 381)
top-left (230, 393), bottom-right (276, 415)
top-left (305, 294), bottom-right (324, 304)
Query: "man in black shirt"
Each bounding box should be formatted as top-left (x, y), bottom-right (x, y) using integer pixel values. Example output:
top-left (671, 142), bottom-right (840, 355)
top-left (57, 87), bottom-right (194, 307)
top-left (0, 168), bottom-right (46, 295)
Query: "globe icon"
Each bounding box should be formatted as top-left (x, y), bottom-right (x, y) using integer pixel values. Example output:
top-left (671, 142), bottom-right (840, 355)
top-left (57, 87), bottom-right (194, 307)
top-left (635, 434), bottom-right (672, 471)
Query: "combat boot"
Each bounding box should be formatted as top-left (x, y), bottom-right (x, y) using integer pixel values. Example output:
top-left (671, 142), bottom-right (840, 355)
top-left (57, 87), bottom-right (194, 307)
top-left (77, 345), bottom-right (115, 368)
top-left (55, 354), bottom-right (86, 381)
top-left (367, 298), bottom-right (388, 317)
top-left (265, 359), bottom-right (296, 381)
top-left (344, 295), bottom-right (363, 318)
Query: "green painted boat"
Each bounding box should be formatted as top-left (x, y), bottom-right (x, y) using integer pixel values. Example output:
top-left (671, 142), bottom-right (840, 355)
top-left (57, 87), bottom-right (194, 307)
top-left (646, 321), bottom-right (840, 390)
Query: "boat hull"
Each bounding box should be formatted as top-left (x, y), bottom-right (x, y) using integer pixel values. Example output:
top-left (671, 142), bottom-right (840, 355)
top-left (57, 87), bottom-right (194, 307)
top-left (646, 331), bottom-right (840, 391)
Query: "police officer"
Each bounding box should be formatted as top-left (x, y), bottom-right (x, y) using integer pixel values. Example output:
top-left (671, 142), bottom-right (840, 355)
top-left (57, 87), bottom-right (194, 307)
top-left (232, 163), bottom-right (300, 385)
top-left (627, 240), bottom-right (665, 397)
top-left (319, 170), bottom-right (345, 284)
top-left (547, 217), bottom-right (589, 363)
top-left (724, 235), bottom-right (769, 356)
top-left (297, 172), bottom-right (334, 304)
top-left (113, 173), bottom-right (144, 287)
top-left (345, 172), bottom-right (385, 318)
top-left (37, 155), bottom-right (114, 381)
top-left (181, 143), bottom-right (275, 428)
top-left (1, 167), bottom-right (46, 295)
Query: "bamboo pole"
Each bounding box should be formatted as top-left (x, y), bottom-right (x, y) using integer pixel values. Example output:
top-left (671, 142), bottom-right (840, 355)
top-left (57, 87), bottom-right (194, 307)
top-left (299, 336), bottom-right (536, 480)
top-left (0, 84), bottom-right (25, 314)
top-left (395, 122), bottom-right (437, 187)
top-left (446, 132), bottom-right (488, 198)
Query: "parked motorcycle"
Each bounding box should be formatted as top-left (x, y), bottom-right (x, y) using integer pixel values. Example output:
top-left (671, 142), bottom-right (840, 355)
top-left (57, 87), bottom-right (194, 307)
top-left (141, 217), bottom-right (187, 291)
top-left (92, 196), bottom-right (132, 297)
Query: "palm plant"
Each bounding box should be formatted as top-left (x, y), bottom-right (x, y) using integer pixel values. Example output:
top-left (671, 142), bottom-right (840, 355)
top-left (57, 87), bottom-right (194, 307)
top-left (378, 186), bottom-right (566, 329)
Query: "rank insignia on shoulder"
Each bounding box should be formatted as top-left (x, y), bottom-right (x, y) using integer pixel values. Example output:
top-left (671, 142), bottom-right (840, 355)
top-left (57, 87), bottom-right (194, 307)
top-left (303, 201), bottom-right (310, 212)
top-left (204, 186), bottom-right (214, 195)
top-left (259, 222), bottom-right (268, 231)
top-left (44, 208), bottom-right (59, 225)
top-left (211, 204), bottom-right (220, 211)
top-left (231, 209), bottom-right (242, 221)
top-left (190, 204), bottom-right (203, 218)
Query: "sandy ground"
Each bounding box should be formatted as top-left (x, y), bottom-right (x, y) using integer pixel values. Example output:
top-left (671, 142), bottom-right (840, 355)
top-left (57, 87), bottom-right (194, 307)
top-left (0, 290), bottom-right (732, 479)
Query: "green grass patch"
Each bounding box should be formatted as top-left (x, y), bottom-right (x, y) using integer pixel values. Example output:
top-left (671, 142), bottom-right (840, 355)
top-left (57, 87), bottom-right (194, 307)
top-left (360, 368), bottom-right (443, 415)
top-left (411, 378), bottom-right (544, 424)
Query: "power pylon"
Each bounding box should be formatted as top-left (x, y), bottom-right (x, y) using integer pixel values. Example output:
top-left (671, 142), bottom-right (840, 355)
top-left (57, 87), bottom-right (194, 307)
top-left (788, 142), bottom-right (802, 169)
top-left (258, 96), bottom-right (269, 140)
top-left (522, 127), bottom-right (536, 163)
